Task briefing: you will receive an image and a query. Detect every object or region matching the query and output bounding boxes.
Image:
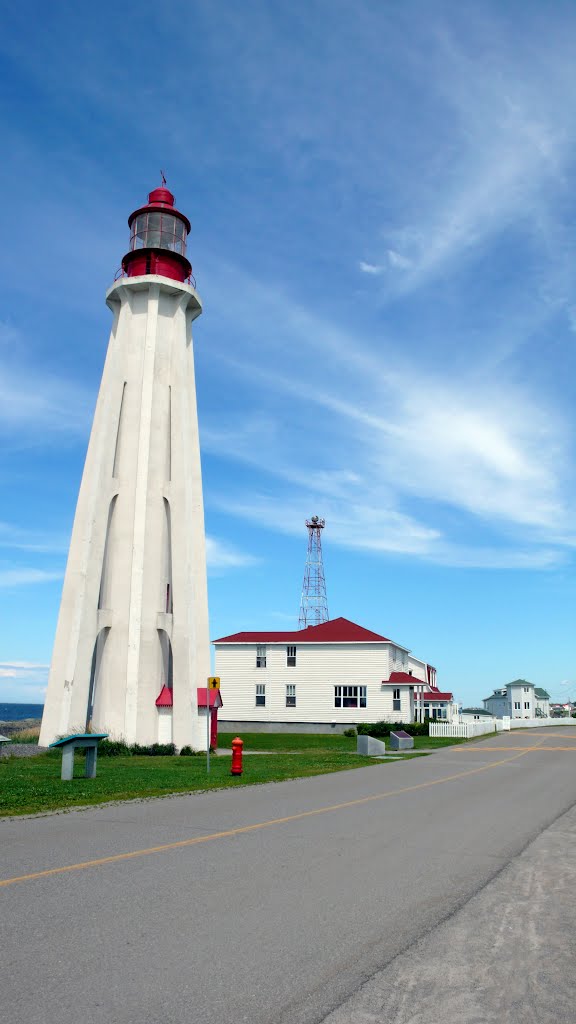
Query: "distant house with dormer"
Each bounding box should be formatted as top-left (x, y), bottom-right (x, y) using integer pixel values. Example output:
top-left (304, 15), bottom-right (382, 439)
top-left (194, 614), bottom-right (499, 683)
top-left (483, 679), bottom-right (550, 720)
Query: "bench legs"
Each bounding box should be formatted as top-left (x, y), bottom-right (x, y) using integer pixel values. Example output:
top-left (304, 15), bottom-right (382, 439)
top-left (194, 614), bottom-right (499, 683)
top-left (85, 746), bottom-right (97, 779)
top-left (60, 743), bottom-right (98, 779)
top-left (61, 745), bottom-right (75, 781)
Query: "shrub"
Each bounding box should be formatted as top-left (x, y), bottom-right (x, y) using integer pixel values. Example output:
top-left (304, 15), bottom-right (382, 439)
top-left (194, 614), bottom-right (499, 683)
top-left (179, 746), bottom-right (196, 756)
top-left (97, 739), bottom-right (132, 757)
top-left (343, 728), bottom-right (357, 737)
top-left (131, 742), bottom-right (176, 756)
top-left (356, 720), bottom-right (429, 738)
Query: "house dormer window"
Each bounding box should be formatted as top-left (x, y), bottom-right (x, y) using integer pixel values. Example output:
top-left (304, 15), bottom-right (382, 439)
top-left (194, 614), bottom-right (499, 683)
top-left (287, 645), bottom-right (296, 667)
top-left (256, 645), bottom-right (266, 668)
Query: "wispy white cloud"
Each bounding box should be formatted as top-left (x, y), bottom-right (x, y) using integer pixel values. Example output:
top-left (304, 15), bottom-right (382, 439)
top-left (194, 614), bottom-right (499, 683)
top-left (205, 536), bottom-right (259, 573)
top-left (0, 569), bottom-right (63, 587)
top-left (359, 261), bottom-right (384, 276)
top-left (203, 265), bottom-right (574, 568)
top-left (0, 661), bottom-right (49, 679)
top-left (0, 523), bottom-right (69, 554)
top-left (0, 364), bottom-right (92, 443)
top-left (356, 14), bottom-right (576, 301)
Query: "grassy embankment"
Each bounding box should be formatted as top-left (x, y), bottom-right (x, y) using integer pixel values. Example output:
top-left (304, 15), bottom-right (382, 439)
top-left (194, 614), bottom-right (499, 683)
top-left (0, 748), bottom-right (404, 817)
top-left (0, 731), bottom-right (466, 817)
top-left (218, 732), bottom-right (466, 751)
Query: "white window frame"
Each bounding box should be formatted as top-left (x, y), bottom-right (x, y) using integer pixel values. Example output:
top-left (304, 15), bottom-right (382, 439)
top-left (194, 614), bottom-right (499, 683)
top-left (256, 645), bottom-right (266, 668)
top-left (514, 701), bottom-right (521, 710)
top-left (286, 684), bottom-right (296, 707)
top-left (286, 645), bottom-right (296, 667)
top-left (334, 685), bottom-right (367, 709)
top-left (393, 688), bottom-right (401, 712)
top-left (524, 702), bottom-right (530, 710)
top-left (255, 683), bottom-right (266, 707)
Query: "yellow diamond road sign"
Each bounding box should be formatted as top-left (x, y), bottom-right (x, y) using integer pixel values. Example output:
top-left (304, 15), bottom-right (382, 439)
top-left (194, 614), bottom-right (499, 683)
top-left (208, 677), bottom-right (220, 689)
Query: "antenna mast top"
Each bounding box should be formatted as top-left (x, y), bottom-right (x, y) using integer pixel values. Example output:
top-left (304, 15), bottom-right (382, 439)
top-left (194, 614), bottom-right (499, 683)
top-left (298, 517), bottom-right (329, 629)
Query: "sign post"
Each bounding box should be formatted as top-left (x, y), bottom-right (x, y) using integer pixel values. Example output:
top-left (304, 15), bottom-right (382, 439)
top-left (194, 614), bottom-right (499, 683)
top-left (206, 677), bottom-right (220, 773)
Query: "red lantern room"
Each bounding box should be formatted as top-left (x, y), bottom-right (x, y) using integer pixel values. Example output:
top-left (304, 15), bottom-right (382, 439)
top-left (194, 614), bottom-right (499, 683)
top-left (121, 186), bottom-right (193, 283)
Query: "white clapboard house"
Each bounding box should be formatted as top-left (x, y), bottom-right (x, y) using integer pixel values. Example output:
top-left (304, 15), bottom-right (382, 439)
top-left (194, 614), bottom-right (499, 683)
top-left (213, 617), bottom-right (455, 732)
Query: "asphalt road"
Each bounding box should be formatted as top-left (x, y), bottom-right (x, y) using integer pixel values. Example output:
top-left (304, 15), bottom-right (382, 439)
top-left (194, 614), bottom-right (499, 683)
top-left (2, 730), bottom-right (576, 1024)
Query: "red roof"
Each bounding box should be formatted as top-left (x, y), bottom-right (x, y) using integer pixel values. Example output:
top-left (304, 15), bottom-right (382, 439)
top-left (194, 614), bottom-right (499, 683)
top-left (197, 688), bottom-right (223, 708)
top-left (213, 617), bottom-right (391, 644)
top-left (387, 672), bottom-right (424, 685)
top-left (418, 691), bottom-right (453, 702)
top-left (155, 685), bottom-right (173, 707)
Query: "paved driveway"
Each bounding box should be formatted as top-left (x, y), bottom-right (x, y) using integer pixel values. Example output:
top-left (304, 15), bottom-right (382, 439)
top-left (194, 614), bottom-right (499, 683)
top-left (2, 730), bottom-right (576, 1024)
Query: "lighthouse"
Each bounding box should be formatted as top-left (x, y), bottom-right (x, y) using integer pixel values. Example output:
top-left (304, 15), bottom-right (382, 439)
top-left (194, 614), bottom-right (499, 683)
top-left (39, 185), bottom-right (210, 750)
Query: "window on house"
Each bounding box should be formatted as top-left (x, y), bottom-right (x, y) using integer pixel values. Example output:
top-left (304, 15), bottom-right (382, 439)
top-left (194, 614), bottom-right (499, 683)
top-left (524, 687), bottom-right (530, 693)
top-left (514, 701), bottom-right (521, 710)
top-left (393, 687), bottom-right (401, 712)
top-left (256, 645), bottom-right (266, 668)
top-left (286, 684), bottom-right (296, 707)
top-left (286, 645), bottom-right (296, 667)
top-left (524, 702), bottom-right (530, 710)
top-left (334, 685), bottom-right (367, 709)
top-left (255, 684), bottom-right (266, 706)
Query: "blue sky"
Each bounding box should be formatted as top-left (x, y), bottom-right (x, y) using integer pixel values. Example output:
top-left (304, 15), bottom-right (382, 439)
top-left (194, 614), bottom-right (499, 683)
top-left (2, 0), bottom-right (576, 708)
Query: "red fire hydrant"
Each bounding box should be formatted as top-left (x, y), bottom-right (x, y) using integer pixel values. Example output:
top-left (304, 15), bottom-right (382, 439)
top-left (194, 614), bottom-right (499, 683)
top-left (231, 736), bottom-right (243, 776)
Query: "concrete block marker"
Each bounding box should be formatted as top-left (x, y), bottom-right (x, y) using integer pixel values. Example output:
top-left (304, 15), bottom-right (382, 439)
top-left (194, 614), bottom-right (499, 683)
top-left (357, 734), bottom-right (386, 756)
top-left (390, 730), bottom-right (414, 751)
top-left (0, 735), bottom-right (10, 757)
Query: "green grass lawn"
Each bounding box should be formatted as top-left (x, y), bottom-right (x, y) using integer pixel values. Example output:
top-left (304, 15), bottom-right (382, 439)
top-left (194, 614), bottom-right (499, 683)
top-left (0, 749), bottom-right (405, 817)
top-left (218, 732), bottom-right (467, 751)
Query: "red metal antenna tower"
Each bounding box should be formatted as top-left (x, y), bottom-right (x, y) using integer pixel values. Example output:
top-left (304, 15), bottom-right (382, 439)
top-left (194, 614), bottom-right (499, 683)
top-left (298, 516), bottom-right (329, 629)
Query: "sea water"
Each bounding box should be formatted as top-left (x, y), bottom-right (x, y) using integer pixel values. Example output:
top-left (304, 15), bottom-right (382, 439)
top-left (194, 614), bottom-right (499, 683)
top-left (0, 703), bottom-right (44, 721)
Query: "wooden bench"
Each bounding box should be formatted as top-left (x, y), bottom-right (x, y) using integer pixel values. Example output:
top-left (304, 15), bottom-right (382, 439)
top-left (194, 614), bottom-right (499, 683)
top-left (49, 733), bottom-right (108, 780)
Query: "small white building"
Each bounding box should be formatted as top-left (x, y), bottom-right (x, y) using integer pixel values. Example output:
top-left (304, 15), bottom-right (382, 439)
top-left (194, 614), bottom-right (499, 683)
top-left (460, 707), bottom-right (496, 724)
top-left (214, 617), bottom-right (455, 732)
top-left (483, 679), bottom-right (549, 720)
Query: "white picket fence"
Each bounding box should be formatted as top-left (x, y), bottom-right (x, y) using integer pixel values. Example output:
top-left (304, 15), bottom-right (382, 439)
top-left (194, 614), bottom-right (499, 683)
top-left (430, 718), bottom-right (576, 739)
top-left (496, 717), bottom-right (576, 730)
top-left (429, 720), bottom-right (497, 739)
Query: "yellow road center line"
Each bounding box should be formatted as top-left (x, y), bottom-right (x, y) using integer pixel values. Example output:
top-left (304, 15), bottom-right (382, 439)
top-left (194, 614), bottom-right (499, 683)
top-left (0, 743), bottom-right (544, 889)
top-left (455, 745), bottom-right (576, 751)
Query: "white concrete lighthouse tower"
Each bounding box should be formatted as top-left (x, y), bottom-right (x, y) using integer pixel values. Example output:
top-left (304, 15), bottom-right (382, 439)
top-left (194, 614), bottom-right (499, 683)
top-left (39, 185), bottom-right (210, 750)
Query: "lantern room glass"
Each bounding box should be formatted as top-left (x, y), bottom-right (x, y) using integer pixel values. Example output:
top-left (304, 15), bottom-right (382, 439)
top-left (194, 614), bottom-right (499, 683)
top-left (130, 212), bottom-right (187, 255)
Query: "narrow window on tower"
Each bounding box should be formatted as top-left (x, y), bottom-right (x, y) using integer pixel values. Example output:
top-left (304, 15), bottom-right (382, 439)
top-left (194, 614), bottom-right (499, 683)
top-left (287, 645), bottom-right (296, 667)
top-left (163, 498), bottom-right (173, 614)
top-left (256, 645), bottom-right (266, 668)
top-left (98, 495), bottom-right (118, 610)
top-left (286, 684), bottom-right (296, 707)
top-left (256, 684), bottom-right (266, 707)
top-left (112, 383), bottom-right (126, 478)
top-left (166, 386), bottom-right (172, 482)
